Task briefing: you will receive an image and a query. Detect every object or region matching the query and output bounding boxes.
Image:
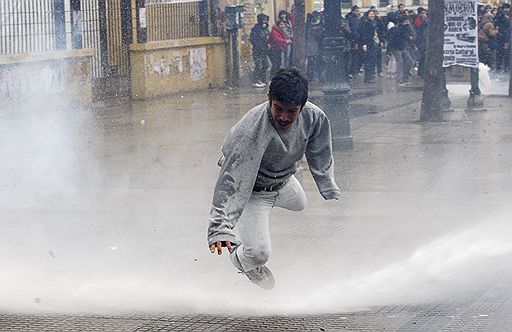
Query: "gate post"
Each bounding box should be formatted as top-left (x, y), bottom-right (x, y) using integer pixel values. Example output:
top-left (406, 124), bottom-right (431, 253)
top-left (136, 0), bottom-right (147, 43)
top-left (70, 0), bottom-right (83, 49)
top-left (209, 0), bottom-right (218, 36)
top-left (53, 0), bottom-right (66, 49)
top-left (121, 0), bottom-right (133, 45)
top-left (199, 0), bottom-right (209, 36)
top-left (98, 0), bottom-right (109, 75)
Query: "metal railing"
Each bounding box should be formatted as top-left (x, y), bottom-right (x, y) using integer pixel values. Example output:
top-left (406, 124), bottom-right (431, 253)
top-left (1, 0), bottom-right (218, 80)
top-left (0, 0), bottom-right (57, 54)
top-left (146, 0), bottom-right (209, 42)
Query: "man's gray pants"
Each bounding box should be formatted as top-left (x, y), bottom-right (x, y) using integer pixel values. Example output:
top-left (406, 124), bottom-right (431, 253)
top-left (230, 175), bottom-right (307, 272)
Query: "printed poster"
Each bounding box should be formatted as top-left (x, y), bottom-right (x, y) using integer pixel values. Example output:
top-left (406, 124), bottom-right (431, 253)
top-left (190, 47), bottom-right (207, 81)
top-left (443, 0), bottom-right (479, 67)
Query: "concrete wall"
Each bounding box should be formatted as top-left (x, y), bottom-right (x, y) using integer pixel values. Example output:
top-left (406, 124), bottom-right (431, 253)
top-left (130, 37), bottom-right (226, 99)
top-left (0, 49), bottom-right (94, 108)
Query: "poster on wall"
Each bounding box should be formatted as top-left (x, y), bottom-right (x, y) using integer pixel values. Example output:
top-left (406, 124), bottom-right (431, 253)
top-left (443, 0), bottom-right (479, 67)
top-left (139, 7), bottom-right (147, 29)
top-left (190, 47), bottom-right (207, 81)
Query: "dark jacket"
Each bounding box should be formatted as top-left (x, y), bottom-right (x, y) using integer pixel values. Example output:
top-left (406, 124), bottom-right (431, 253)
top-left (305, 20), bottom-right (324, 56)
top-left (345, 11), bottom-right (361, 44)
top-left (250, 23), bottom-right (269, 54)
top-left (358, 18), bottom-right (378, 47)
top-left (388, 23), bottom-right (414, 52)
top-left (494, 12), bottom-right (510, 46)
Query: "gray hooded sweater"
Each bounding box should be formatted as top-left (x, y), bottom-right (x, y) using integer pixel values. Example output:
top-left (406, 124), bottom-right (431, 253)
top-left (207, 101), bottom-right (340, 246)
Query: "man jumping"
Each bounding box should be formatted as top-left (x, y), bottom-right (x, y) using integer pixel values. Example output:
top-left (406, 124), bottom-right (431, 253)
top-left (207, 68), bottom-right (340, 290)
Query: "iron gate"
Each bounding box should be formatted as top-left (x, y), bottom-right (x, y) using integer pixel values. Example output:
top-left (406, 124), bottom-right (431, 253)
top-left (0, 0), bottom-right (132, 90)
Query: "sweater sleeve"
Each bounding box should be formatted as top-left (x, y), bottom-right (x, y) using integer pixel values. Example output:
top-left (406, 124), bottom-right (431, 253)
top-left (305, 113), bottom-right (341, 200)
top-left (207, 133), bottom-right (266, 246)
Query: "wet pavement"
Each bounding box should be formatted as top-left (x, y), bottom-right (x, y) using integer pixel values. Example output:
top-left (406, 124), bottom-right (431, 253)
top-left (1, 74), bottom-right (512, 331)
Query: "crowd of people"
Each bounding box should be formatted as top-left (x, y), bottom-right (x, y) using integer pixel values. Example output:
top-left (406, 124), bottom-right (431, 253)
top-left (478, 3), bottom-right (511, 73)
top-left (249, 3), bottom-right (510, 88)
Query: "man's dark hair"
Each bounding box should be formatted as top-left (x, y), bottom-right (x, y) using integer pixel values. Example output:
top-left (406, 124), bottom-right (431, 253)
top-left (256, 13), bottom-right (269, 24)
top-left (351, 5), bottom-right (359, 11)
top-left (269, 68), bottom-right (308, 106)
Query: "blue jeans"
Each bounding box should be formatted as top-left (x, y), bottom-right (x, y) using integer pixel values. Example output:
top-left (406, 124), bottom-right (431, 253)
top-left (392, 49), bottom-right (414, 82)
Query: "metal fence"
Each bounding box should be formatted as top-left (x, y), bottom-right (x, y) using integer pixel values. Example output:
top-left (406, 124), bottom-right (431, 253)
top-left (147, 2), bottom-right (203, 41)
top-left (0, 0), bottom-right (57, 54)
top-left (1, 0), bottom-right (217, 80)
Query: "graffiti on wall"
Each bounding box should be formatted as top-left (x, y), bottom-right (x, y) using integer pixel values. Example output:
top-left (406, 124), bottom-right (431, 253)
top-left (144, 52), bottom-right (189, 77)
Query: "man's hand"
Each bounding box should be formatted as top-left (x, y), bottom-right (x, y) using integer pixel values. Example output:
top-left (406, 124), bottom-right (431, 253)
top-left (209, 241), bottom-right (233, 255)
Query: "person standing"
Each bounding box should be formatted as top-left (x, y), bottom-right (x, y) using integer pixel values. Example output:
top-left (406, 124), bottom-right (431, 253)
top-left (388, 15), bottom-right (415, 85)
top-left (359, 9), bottom-right (380, 83)
top-left (250, 13), bottom-right (270, 88)
top-left (278, 10), bottom-right (294, 67)
top-left (305, 11), bottom-right (324, 82)
top-left (207, 68), bottom-right (340, 290)
top-left (414, 8), bottom-right (428, 78)
top-left (478, 13), bottom-right (499, 70)
top-left (346, 5), bottom-right (362, 79)
top-left (269, 20), bottom-right (289, 78)
top-left (373, 7), bottom-right (386, 77)
top-left (494, 4), bottom-right (510, 73)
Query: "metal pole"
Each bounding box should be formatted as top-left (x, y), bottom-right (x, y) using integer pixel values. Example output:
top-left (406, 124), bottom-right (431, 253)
top-left (509, 11), bottom-right (512, 97)
top-left (53, 0), bottom-right (66, 49)
top-left (442, 67), bottom-right (453, 112)
top-left (70, 0), bottom-right (82, 49)
top-left (321, 0), bottom-right (352, 149)
top-left (466, 67), bottom-right (486, 111)
top-left (232, 28), bottom-right (240, 87)
top-left (199, 0), bottom-right (208, 36)
top-left (225, 32), bottom-right (232, 86)
top-left (120, 0), bottom-right (133, 45)
top-left (209, 0), bottom-right (218, 36)
top-left (98, 0), bottom-right (109, 76)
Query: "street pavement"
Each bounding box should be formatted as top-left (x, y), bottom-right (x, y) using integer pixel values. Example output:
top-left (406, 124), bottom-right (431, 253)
top-left (1, 73), bottom-right (512, 331)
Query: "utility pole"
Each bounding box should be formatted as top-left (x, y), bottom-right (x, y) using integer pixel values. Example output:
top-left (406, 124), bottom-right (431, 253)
top-left (420, 0), bottom-right (444, 121)
top-left (292, 0), bottom-right (305, 71)
top-left (509, 11), bottom-right (512, 97)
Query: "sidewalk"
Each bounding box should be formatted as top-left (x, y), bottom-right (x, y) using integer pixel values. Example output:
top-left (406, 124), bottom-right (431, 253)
top-left (1, 76), bottom-right (512, 331)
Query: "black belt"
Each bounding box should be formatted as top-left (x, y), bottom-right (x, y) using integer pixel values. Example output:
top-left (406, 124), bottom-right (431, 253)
top-left (253, 182), bottom-right (285, 192)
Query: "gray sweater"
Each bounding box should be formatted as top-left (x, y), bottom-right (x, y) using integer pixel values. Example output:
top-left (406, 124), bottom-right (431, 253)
top-left (207, 101), bottom-right (340, 246)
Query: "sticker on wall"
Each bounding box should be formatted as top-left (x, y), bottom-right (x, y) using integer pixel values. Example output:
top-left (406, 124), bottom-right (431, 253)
top-left (190, 47), bottom-right (207, 81)
top-left (139, 7), bottom-right (147, 29)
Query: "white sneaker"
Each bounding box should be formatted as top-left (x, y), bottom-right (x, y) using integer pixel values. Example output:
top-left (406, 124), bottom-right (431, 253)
top-left (253, 82), bottom-right (265, 88)
top-left (242, 265), bottom-right (275, 290)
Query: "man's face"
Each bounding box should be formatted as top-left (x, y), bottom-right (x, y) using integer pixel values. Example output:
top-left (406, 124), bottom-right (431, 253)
top-left (368, 11), bottom-right (375, 20)
top-left (269, 98), bottom-right (303, 131)
top-left (398, 5), bottom-right (405, 12)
